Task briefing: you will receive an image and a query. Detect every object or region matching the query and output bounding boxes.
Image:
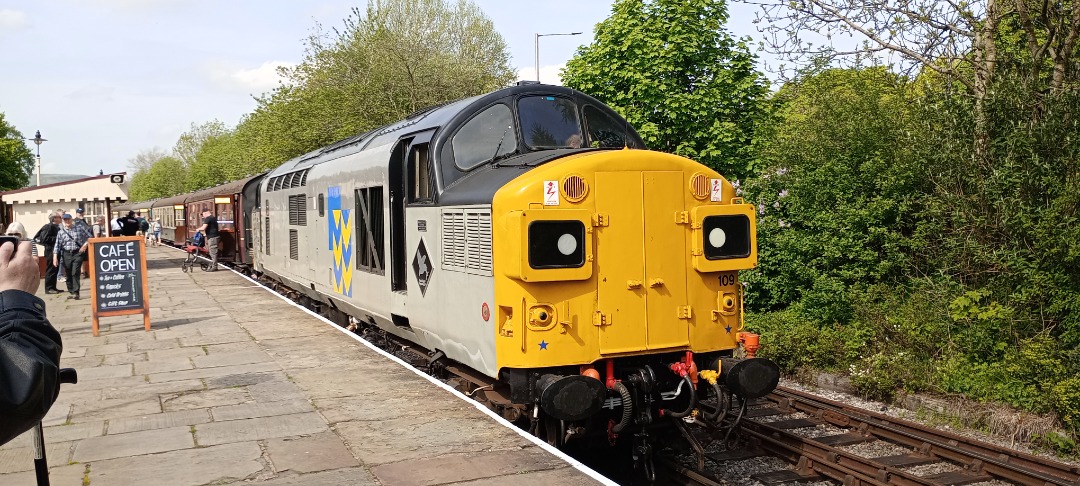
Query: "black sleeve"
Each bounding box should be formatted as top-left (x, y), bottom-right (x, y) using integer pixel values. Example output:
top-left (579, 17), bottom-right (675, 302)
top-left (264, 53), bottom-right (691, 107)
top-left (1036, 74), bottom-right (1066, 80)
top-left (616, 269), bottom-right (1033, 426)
top-left (0, 290), bottom-right (63, 446)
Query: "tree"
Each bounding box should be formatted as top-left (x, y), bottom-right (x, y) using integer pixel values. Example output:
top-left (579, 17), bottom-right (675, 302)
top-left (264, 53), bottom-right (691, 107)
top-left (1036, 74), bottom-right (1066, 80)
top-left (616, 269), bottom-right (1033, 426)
top-left (745, 0), bottom-right (1080, 162)
top-left (127, 147), bottom-right (170, 174)
top-left (743, 67), bottom-right (925, 320)
top-left (562, 0), bottom-right (769, 178)
top-left (254, 0), bottom-right (516, 158)
top-left (173, 121), bottom-right (230, 167)
top-left (127, 156), bottom-right (188, 201)
top-left (0, 112), bottom-right (34, 190)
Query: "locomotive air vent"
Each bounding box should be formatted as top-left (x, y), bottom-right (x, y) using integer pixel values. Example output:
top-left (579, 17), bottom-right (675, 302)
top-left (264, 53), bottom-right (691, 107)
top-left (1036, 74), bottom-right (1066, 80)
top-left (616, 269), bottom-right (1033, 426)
top-left (562, 175), bottom-right (588, 202)
top-left (289, 229), bottom-right (298, 260)
top-left (690, 173), bottom-right (709, 200)
top-left (442, 209), bottom-right (492, 276)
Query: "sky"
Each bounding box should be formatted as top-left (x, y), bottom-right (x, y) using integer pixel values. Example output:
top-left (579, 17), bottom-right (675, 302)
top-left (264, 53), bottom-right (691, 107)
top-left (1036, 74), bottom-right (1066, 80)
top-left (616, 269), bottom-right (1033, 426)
top-left (0, 0), bottom-right (768, 179)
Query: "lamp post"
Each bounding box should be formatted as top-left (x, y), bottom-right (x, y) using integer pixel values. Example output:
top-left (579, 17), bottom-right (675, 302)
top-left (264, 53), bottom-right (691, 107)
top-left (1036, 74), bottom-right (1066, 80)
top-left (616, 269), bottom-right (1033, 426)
top-left (534, 32), bottom-right (582, 83)
top-left (28, 130), bottom-right (47, 187)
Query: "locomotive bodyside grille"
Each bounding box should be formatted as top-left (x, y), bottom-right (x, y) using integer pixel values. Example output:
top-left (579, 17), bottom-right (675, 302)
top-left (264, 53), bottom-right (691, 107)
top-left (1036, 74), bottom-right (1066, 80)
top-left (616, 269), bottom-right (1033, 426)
top-left (441, 209), bottom-right (492, 275)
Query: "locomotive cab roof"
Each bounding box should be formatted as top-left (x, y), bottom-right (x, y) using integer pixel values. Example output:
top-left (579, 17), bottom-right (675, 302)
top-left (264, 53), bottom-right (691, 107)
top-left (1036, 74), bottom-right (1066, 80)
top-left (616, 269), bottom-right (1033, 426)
top-left (264, 84), bottom-right (644, 204)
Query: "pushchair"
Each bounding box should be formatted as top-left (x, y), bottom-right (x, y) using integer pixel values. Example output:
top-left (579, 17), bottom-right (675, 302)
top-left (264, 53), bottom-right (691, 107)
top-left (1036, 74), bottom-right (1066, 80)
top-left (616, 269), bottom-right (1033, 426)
top-left (181, 231), bottom-right (209, 272)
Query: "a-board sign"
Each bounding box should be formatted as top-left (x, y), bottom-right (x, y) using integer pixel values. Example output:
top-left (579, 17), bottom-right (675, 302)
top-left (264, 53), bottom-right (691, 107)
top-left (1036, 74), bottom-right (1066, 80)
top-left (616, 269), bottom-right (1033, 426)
top-left (87, 236), bottom-right (150, 337)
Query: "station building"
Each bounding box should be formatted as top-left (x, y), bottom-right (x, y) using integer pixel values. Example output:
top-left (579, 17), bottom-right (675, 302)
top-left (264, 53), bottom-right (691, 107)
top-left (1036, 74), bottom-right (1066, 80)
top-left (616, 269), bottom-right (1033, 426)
top-left (0, 173), bottom-right (128, 251)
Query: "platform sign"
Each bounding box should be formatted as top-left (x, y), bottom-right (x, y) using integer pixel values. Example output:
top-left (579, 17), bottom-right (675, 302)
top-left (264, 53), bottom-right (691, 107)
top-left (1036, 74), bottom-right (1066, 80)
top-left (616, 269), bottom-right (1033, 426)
top-left (88, 236), bottom-right (150, 337)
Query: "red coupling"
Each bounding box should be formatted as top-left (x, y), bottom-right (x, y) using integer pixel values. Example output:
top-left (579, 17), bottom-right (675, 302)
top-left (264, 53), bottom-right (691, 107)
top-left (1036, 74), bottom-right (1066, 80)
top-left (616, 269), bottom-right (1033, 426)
top-left (605, 359), bottom-right (616, 390)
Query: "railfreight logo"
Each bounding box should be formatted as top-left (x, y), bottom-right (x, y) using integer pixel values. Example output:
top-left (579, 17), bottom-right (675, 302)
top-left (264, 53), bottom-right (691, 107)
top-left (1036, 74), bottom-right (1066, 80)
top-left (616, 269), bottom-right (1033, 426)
top-left (328, 186), bottom-right (354, 297)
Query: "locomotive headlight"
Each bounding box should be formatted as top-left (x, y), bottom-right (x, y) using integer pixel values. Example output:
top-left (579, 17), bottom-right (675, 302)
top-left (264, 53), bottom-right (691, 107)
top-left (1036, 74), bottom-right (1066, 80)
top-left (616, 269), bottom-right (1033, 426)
top-left (529, 220), bottom-right (586, 268)
top-left (703, 215), bottom-right (751, 259)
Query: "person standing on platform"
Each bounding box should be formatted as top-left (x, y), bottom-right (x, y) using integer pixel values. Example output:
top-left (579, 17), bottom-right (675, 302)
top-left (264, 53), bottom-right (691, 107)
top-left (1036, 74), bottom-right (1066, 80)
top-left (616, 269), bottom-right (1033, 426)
top-left (137, 213), bottom-right (149, 237)
top-left (73, 208), bottom-right (90, 231)
top-left (92, 216), bottom-right (107, 238)
top-left (32, 213), bottom-right (61, 295)
top-left (121, 211), bottom-right (139, 237)
top-left (0, 238), bottom-right (63, 446)
top-left (53, 214), bottom-right (91, 300)
top-left (194, 210), bottom-right (219, 271)
top-left (150, 218), bottom-right (162, 247)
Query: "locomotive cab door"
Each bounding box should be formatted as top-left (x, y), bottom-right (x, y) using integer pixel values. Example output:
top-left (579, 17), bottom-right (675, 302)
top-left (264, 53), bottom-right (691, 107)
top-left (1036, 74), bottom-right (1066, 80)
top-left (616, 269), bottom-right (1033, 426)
top-left (596, 171), bottom-right (690, 354)
top-left (389, 131), bottom-right (436, 325)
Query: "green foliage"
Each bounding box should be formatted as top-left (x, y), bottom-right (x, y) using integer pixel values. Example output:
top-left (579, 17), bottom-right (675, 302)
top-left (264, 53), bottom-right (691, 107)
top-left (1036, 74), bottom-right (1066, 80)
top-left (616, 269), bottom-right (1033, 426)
top-left (126, 0), bottom-right (514, 197)
top-left (561, 0), bottom-right (769, 178)
top-left (127, 156), bottom-right (187, 202)
top-left (0, 112), bottom-right (34, 190)
top-left (247, 0), bottom-right (516, 164)
top-left (742, 67), bottom-right (926, 322)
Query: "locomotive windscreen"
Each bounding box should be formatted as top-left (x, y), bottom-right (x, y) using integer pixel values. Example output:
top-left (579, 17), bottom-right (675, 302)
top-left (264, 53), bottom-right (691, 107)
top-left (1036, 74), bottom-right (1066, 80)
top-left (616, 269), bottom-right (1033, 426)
top-left (518, 96), bottom-right (583, 149)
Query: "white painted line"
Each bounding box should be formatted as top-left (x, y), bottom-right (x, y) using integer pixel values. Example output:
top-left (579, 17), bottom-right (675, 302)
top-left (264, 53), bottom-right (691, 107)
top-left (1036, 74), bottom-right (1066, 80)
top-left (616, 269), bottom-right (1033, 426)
top-left (158, 246), bottom-right (617, 485)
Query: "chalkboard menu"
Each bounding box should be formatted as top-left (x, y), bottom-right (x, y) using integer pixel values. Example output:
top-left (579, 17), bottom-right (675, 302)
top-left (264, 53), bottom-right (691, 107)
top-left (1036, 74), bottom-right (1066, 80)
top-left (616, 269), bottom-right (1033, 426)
top-left (88, 236), bottom-right (150, 337)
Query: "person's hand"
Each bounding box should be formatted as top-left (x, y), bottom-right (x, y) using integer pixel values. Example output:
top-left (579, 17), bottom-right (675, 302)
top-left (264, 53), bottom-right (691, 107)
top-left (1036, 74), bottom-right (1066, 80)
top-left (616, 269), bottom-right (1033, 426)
top-left (53, 255), bottom-right (58, 267)
top-left (0, 240), bottom-right (41, 295)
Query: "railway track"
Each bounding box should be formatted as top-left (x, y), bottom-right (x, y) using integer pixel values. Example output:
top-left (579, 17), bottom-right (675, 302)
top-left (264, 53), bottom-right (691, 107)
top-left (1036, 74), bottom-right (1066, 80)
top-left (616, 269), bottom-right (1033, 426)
top-left (661, 386), bottom-right (1080, 486)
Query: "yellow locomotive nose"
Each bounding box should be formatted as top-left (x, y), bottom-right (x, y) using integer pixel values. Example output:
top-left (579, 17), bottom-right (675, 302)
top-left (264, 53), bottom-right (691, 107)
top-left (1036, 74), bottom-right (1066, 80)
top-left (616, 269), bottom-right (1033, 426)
top-left (492, 149), bottom-right (758, 370)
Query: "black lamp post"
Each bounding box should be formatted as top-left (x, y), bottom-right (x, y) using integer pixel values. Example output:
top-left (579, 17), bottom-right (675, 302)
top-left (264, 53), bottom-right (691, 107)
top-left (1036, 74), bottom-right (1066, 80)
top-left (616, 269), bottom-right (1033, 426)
top-left (29, 130), bottom-right (47, 186)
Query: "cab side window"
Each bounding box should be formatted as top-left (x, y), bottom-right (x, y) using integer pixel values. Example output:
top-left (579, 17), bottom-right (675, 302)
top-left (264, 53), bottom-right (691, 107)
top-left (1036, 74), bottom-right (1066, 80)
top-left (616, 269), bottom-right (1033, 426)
top-left (584, 105), bottom-right (630, 148)
top-left (452, 104), bottom-right (516, 171)
top-left (409, 143), bottom-right (434, 204)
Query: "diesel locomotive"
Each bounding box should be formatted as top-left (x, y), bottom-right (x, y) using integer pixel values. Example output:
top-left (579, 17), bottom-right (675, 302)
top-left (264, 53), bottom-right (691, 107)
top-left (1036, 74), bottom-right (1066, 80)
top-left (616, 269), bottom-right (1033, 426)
top-left (140, 83), bottom-right (780, 466)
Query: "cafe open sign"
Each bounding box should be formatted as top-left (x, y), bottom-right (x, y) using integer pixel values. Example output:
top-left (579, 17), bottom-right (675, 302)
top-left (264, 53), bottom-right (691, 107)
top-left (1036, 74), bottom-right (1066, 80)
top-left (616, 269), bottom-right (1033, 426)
top-left (88, 236), bottom-right (150, 337)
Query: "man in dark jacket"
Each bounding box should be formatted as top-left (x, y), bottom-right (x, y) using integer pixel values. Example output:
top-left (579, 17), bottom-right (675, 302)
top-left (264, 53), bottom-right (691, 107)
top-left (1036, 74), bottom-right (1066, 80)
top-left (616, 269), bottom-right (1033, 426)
top-left (121, 211), bottom-right (139, 237)
top-left (0, 239), bottom-right (63, 446)
top-left (32, 213), bottom-right (61, 294)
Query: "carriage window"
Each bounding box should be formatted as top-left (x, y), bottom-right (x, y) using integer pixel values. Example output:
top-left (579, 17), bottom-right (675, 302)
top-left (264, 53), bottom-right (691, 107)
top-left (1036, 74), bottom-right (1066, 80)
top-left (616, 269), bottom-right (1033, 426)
top-left (452, 103), bottom-right (516, 170)
top-left (409, 143), bottom-right (433, 204)
top-left (518, 96), bottom-right (582, 150)
top-left (584, 105), bottom-right (633, 148)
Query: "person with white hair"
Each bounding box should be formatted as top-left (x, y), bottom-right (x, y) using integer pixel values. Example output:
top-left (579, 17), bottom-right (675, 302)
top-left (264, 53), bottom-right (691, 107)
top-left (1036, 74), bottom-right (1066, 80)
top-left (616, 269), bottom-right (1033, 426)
top-left (4, 222), bottom-right (38, 256)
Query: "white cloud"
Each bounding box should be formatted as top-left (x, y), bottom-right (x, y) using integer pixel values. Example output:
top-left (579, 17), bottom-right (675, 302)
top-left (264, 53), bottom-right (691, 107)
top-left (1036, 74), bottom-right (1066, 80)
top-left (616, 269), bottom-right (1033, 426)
top-left (204, 60), bottom-right (294, 94)
top-left (516, 64), bottom-right (566, 86)
top-left (0, 9), bottom-right (28, 30)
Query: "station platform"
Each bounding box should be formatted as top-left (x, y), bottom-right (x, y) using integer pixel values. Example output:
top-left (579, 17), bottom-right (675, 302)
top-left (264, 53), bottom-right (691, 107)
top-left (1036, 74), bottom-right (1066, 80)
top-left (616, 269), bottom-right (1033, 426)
top-left (0, 246), bottom-right (609, 485)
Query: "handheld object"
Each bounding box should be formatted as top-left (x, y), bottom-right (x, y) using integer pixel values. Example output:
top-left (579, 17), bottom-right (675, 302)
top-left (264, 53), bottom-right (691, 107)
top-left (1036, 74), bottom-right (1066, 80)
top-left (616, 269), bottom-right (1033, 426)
top-left (0, 235), bottom-right (19, 253)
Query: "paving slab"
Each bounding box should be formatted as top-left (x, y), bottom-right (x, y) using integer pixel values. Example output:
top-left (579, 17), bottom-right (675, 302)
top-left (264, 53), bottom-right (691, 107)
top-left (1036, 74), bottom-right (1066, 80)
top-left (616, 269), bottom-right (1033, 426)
top-left (266, 432), bottom-right (360, 473)
top-left (370, 447), bottom-right (569, 486)
top-left (162, 386), bottom-right (251, 411)
top-left (195, 412), bottom-right (328, 446)
top-left (88, 442), bottom-right (263, 486)
top-left (106, 409), bottom-right (212, 435)
top-left (4, 246), bottom-right (605, 485)
top-left (253, 467), bottom-right (379, 486)
top-left (71, 425), bottom-right (194, 462)
top-left (211, 398), bottom-right (314, 421)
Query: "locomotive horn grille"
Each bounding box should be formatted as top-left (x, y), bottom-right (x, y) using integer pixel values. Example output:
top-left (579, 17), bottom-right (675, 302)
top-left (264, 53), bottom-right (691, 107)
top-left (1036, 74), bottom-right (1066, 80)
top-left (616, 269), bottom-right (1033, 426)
top-left (690, 173), bottom-right (709, 200)
top-left (562, 175), bottom-right (588, 202)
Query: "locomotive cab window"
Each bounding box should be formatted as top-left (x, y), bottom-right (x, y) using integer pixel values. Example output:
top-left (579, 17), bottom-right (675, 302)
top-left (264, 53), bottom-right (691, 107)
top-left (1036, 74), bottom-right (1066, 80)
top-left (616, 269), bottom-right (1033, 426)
top-left (518, 96), bottom-right (582, 150)
top-left (584, 105), bottom-right (636, 148)
top-left (408, 143), bottom-right (434, 204)
top-left (452, 103), bottom-right (516, 171)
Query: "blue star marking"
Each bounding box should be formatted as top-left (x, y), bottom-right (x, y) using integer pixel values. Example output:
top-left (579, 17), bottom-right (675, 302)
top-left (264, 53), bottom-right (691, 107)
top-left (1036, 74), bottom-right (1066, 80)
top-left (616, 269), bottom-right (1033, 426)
top-left (539, 340), bottom-right (549, 350)
top-left (725, 326), bottom-right (733, 333)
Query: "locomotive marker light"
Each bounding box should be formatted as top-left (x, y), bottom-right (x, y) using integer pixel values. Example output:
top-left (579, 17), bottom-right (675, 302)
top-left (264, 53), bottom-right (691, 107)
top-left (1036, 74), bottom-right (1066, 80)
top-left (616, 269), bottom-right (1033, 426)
top-left (528, 220), bottom-right (585, 268)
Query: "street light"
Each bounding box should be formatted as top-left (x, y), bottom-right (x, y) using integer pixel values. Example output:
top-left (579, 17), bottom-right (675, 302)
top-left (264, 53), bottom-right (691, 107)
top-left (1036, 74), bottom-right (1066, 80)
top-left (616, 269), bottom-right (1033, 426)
top-left (28, 130), bottom-right (47, 187)
top-left (535, 32), bottom-right (582, 83)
